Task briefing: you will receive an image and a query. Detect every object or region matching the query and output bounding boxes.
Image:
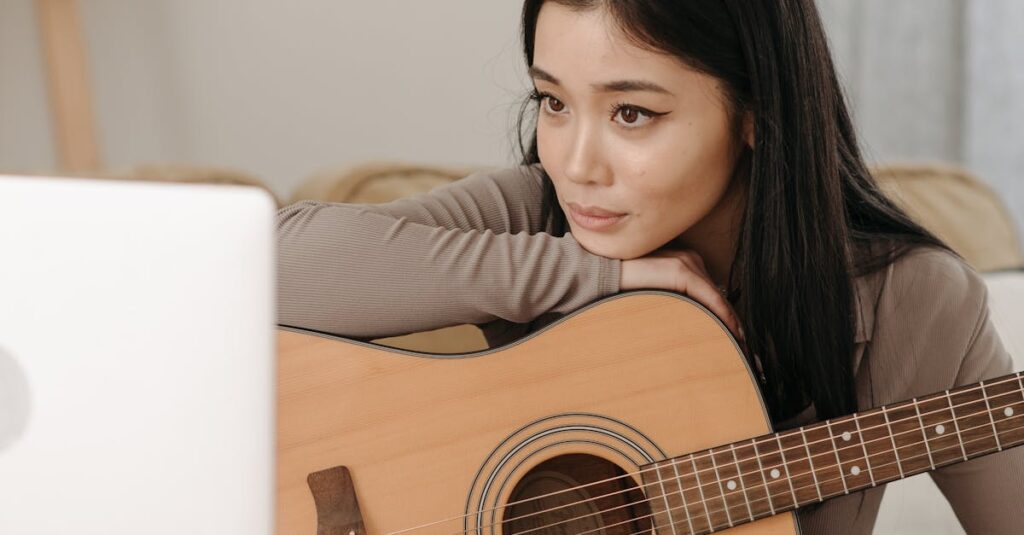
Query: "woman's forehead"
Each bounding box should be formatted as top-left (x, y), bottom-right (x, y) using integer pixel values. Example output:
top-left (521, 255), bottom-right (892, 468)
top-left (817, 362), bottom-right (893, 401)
top-left (532, 3), bottom-right (698, 93)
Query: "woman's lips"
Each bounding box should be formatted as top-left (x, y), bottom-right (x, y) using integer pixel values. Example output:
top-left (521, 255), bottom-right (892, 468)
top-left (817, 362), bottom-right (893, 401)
top-left (567, 202), bottom-right (627, 231)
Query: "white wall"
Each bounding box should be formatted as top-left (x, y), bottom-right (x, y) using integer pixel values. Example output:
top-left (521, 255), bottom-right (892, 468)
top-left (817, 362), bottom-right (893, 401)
top-left (1, 0), bottom-right (528, 201)
top-left (817, 0), bottom-right (1024, 236)
top-left (1, 0), bottom-right (1021, 227)
top-left (0, 0), bottom-right (54, 173)
top-left (965, 0), bottom-right (1024, 232)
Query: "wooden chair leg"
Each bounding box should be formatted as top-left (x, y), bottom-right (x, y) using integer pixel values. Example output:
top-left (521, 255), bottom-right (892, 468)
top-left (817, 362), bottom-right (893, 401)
top-left (35, 0), bottom-right (102, 172)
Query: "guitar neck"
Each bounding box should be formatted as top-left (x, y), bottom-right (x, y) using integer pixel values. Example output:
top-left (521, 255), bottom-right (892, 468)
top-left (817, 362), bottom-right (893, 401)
top-left (644, 371), bottom-right (1024, 533)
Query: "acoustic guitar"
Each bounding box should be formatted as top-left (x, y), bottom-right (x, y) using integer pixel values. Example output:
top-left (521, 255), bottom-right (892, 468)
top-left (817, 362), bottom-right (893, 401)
top-left (276, 291), bottom-right (1023, 534)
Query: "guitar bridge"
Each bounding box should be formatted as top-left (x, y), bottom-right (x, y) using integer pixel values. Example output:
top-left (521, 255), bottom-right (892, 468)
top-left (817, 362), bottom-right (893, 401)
top-left (307, 466), bottom-right (366, 535)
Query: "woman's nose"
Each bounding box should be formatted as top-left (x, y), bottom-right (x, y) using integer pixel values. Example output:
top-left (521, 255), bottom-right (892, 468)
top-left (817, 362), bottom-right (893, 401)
top-left (563, 122), bottom-right (613, 186)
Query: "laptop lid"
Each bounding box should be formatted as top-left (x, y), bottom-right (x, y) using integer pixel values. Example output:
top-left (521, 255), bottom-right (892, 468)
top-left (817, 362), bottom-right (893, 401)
top-left (0, 175), bottom-right (275, 534)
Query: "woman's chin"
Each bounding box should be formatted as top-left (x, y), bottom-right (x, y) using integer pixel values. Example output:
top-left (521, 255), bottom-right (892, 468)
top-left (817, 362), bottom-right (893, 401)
top-left (569, 231), bottom-right (651, 260)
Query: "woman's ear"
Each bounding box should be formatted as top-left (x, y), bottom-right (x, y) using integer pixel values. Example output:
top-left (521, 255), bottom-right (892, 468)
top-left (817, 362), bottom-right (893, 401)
top-left (742, 111), bottom-right (755, 148)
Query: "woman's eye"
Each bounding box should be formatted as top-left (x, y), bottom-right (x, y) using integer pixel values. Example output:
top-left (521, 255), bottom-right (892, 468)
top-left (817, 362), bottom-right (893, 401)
top-left (612, 105), bottom-right (654, 128)
top-left (542, 95), bottom-right (566, 114)
top-left (534, 90), bottom-right (664, 128)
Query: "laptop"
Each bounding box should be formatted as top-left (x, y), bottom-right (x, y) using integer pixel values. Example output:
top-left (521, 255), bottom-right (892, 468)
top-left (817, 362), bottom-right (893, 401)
top-left (0, 175), bottom-right (276, 534)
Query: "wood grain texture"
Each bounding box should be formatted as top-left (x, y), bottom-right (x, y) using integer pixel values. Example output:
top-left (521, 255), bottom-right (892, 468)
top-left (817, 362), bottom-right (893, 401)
top-left (277, 292), bottom-right (798, 534)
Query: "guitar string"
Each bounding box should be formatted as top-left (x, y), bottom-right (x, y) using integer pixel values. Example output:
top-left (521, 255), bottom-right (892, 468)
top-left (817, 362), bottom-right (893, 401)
top-left (381, 373), bottom-right (1022, 535)
top-left (514, 399), bottom-right (1022, 535)
top-left (471, 387), bottom-right (1024, 532)
top-left (400, 376), bottom-right (1024, 534)
top-left (468, 405), bottom-right (1019, 528)
top-left (500, 376), bottom-right (1024, 531)
top-left (614, 425), bottom-right (1019, 535)
top-left (487, 378), bottom-right (1024, 533)
top-left (390, 375), bottom-right (1023, 535)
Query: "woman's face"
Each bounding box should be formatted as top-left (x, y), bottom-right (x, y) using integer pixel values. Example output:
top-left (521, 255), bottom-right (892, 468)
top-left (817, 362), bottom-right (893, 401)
top-left (532, 3), bottom-right (748, 260)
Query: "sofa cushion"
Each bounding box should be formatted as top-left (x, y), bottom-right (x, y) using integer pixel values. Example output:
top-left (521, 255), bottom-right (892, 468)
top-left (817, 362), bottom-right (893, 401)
top-left (873, 163), bottom-right (1023, 272)
top-left (984, 270), bottom-right (1024, 369)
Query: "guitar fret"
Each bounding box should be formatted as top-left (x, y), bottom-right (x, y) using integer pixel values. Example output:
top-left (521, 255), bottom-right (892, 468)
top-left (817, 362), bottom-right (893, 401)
top-left (799, 426), bottom-right (823, 502)
top-left (802, 424), bottom-right (846, 498)
top-left (641, 463), bottom-right (672, 532)
top-left (729, 443), bottom-right (755, 521)
top-left (949, 387), bottom-right (1000, 458)
top-left (980, 381), bottom-right (1003, 451)
top-left (824, 420), bottom-right (850, 494)
top-left (775, 434), bottom-right (799, 507)
top-left (1015, 373), bottom-right (1024, 447)
top-left (693, 448), bottom-right (734, 532)
top-left (676, 454), bottom-right (711, 534)
top-left (912, 398), bottom-right (936, 470)
top-left (828, 417), bottom-right (873, 491)
top-left (852, 414), bottom-right (876, 487)
top-left (709, 448), bottom-right (734, 528)
top-left (670, 457), bottom-right (696, 535)
top-left (858, 410), bottom-right (901, 484)
top-left (735, 440), bottom-right (772, 520)
top-left (656, 461), bottom-right (679, 535)
top-left (777, 429), bottom-right (817, 507)
top-left (691, 454), bottom-right (714, 531)
top-left (753, 436), bottom-right (794, 511)
top-left (946, 391), bottom-right (969, 461)
top-left (881, 406), bottom-right (904, 478)
top-left (982, 375), bottom-right (1024, 450)
top-left (750, 439), bottom-right (776, 515)
top-left (886, 402), bottom-right (932, 475)
top-left (642, 459), bottom-right (693, 533)
top-left (917, 394), bottom-right (964, 468)
top-left (714, 446), bottom-right (753, 527)
top-left (636, 373), bottom-right (1024, 535)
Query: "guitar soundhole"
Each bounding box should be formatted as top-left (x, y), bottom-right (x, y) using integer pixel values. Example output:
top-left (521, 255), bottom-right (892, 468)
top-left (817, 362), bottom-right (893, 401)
top-left (502, 453), bottom-right (652, 534)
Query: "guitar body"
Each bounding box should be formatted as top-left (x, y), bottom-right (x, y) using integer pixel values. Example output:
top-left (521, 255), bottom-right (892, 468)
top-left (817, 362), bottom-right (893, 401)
top-left (277, 292), bottom-right (799, 534)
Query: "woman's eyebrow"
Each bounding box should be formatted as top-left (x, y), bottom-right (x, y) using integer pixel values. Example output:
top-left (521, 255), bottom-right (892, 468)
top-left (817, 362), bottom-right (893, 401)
top-left (529, 65), bottom-right (674, 96)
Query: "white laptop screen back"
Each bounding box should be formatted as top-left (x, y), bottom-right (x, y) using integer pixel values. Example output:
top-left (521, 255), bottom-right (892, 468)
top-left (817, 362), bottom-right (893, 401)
top-left (0, 176), bottom-right (275, 534)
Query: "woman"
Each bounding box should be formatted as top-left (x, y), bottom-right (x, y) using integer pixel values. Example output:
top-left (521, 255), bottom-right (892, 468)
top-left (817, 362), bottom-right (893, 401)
top-left (277, 0), bottom-right (1022, 532)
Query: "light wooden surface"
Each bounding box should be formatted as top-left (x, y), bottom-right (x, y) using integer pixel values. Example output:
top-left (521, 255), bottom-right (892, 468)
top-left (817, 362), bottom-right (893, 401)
top-left (35, 0), bottom-right (101, 172)
top-left (276, 292), bottom-right (798, 534)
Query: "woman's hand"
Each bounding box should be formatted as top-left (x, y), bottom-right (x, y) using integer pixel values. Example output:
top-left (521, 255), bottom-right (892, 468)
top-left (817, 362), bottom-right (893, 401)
top-left (620, 248), bottom-right (745, 344)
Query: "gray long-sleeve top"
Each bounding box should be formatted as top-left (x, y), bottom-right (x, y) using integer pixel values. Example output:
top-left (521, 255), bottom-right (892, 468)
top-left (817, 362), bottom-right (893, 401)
top-left (276, 163), bottom-right (1023, 534)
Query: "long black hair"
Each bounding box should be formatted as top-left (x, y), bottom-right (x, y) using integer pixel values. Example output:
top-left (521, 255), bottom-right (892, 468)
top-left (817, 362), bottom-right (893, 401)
top-left (516, 0), bottom-right (954, 424)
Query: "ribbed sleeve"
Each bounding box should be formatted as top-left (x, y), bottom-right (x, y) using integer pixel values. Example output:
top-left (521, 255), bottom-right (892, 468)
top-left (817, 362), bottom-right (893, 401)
top-left (796, 246), bottom-right (1024, 534)
top-left (276, 164), bottom-right (621, 340)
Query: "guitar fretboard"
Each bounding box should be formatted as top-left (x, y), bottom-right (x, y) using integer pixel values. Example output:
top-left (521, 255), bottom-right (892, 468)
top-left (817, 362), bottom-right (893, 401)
top-left (640, 371), bottom-right (1024, 535)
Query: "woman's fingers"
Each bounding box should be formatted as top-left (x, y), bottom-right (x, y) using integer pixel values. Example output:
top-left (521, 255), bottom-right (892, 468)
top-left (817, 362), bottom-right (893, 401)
top-left (669, 262), bottom-right (744, 341)
top-left (620, 248), bottom-right (745, 343)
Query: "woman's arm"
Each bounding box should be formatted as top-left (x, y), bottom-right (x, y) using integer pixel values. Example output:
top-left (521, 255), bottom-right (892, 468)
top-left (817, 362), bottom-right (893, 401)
top-left (796, 246), bottom-right (1022, 534)
top-left (276, 164), bottom-right (620, 339)
top-left (925, 285), bottom-right (1023, 533)
top-left (874, 247), bottom-right (1023, 533)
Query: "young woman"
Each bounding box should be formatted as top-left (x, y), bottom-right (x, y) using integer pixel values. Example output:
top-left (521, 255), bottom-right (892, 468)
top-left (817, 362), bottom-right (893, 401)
top-left (277, 0), bottom-right (1022, 532)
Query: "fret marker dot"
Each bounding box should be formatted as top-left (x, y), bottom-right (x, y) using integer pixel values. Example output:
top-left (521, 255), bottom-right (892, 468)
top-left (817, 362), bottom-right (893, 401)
top-left (1006, 407), bottom-right (1015, 417)
top-left (770, 468), bottom-right (781, 479)
top-left (851, 466), bottom-right (861, 476)
top-left (841, 431), bottom-right (852, 441)
top-left (935, 424), bottom-right (946, 435)
top-left (727, 480), bottom-right (737, 491)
